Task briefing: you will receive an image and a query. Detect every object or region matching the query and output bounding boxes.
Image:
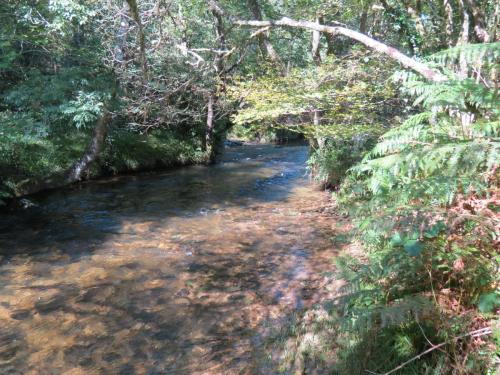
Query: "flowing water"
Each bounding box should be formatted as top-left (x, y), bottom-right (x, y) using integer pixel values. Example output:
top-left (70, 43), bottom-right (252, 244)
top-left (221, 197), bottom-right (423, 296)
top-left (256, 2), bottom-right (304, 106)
top-left (0, 144), bottom-right (340, 374)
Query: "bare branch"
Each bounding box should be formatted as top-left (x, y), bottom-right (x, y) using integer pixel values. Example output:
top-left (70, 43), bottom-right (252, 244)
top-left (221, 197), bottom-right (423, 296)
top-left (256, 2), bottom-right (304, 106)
top-left (250, 26), bottom-right (271, 38)
top-left (176, 43), bottom-right (206, 67)
top-left (234, 17), bottom-right (448, 82)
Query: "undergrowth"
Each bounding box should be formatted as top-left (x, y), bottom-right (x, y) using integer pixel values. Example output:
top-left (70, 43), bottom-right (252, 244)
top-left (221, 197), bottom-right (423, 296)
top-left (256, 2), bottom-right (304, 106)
top-left (331, 42), bottom-right (499, 375)
top-left (276, 43), bottom-right (499, 375)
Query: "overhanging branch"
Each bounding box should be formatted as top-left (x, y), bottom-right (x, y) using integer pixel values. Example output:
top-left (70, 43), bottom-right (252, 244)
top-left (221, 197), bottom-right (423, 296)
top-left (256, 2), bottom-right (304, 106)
top-left (234, 17), bottom-right (447, 82)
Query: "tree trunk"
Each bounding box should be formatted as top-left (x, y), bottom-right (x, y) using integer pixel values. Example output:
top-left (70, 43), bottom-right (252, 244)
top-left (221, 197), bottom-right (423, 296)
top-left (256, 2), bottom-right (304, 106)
top-left (115, 1), bottom-right (131, 66)
top-left (464, 0), bottom-right (490, 42)
top-left (313, 109), bottom-right (325, 150)
top-left (458, 0), bottom-right (471, 46)
top-left (359, 5), bottom-right (368, 34)
top-left (125, 0), bottom-right (148, 80)
top-left (235, 17), bottom-right (447, 82)
top-left (443, 0), bottom-right (455, 47)
top-left (457, 0), bottom-right (474, 132)
top-left (403, 1), bottom-right (427, 42)
top-left (66, 111), bottom-right (111, 183)
top-left (324, 24), bottom-right (336, 56)
top-left (208, 0), bottom-right (228, 75)
top-left (18, 111), bottom-right (111, 196)
top-left (457, 0), bottom-right (471, 79)
top-left (311, 17), bottom-right (322, 148)
top-left (205, 93), bottom-right (216, 164)
top-left (311, 17), bottom-right (322, 65)
top-left (490, 1), bottom-right (499, 42)
top-left (205, 1), bottom-right (228, 162)
top-left (246, 0), bottom-right (281, 64)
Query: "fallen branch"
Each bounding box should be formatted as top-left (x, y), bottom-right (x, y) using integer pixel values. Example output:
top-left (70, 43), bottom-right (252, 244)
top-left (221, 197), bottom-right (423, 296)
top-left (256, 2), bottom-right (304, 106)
top-left (367, 327), bottom-right (492, 375)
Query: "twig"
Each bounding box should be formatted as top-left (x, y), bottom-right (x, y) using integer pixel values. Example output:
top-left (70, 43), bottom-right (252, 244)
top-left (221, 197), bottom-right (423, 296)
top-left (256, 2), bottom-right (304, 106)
top-left (366, 327), bottom-right (492, 375)
top-left (250, 26), bottom-right (271, 38)
top-left (416, 321), bottom-right (435, 347)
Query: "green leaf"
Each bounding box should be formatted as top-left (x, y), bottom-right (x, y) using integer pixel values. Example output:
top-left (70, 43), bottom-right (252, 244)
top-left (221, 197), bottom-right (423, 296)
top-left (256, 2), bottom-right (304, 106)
top-left (390, 232), bottom-right (404, 246)
top-left (403, 239), bottom-right (423, 256)
top-left (424, 221), bottom-right (446, 238)
top-left (478, 292), bottom-right (500, 313)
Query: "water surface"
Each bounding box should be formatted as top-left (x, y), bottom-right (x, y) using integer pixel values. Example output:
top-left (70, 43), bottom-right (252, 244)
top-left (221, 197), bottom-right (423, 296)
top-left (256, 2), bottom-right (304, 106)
top-left (0, 144), bottom-right (337, 374)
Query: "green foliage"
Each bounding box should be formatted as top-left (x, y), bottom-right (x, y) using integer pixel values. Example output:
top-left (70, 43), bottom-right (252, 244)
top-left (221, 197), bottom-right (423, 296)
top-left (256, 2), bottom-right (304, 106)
top-left (229, 50), bottom-right (401, 187)
top-left (0, 121), bottom-right (205, 203)
top-left (0, 62), bottom-right (114, 202)
top-left (340, 43), bottom-right (499, 237)
top-left (334, 322), bottom-right (445, 374)
top-left (0, 0), bottom-right (231, 203)
top-left (0, 110), bottom-right (89, 199)
top-left (332, 231), bottom-right (497, 373)
top-left (0, 1), bottom-right (498, 372)
top-left (308, 135), bottom-right (376, 188)
top-left (430, 42), bottom-right (500, 67)
top-left (229, 51), bottom-right (397, 139)
top-left (333, 42), bottom-right (499, 373)
top-left (478, 292), bottom-right (500, 314)
top-left (60, 91), bottom-right (107, 129)
top-left (380, 0), bottom-right (423, 54)
top-left (102, 128), bottom-right (205, 173)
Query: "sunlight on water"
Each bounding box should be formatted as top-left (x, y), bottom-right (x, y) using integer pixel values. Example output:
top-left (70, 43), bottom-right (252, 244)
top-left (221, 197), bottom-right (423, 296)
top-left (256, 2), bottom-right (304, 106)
top-left (0, 144), bottom-right (340, 374)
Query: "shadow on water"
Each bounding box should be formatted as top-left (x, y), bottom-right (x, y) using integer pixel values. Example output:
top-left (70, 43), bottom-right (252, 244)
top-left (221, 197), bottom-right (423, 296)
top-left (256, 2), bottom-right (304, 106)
top-left (0, 144), bottom-right (338, 374)
top-left (0, 144), bottom-right (307, 257)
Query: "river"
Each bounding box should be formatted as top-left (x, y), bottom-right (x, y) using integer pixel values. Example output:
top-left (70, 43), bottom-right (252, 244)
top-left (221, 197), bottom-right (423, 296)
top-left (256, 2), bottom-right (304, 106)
top-left (0, 144), bottom-right (340, 374)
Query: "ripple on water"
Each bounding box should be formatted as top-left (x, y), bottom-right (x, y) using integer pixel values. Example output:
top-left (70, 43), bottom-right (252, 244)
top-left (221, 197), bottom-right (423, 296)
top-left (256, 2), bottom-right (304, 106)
top-left (0, 144), bottom-right (339, 374)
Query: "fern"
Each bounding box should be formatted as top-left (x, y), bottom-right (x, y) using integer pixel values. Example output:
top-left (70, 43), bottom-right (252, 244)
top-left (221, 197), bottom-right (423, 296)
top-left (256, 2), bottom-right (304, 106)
top-left (429, 42), bottom-right (500, 66)
top-left (341, 42), bottom-right (499, 237)
top-left (334, 44), bottom-right (499, 373)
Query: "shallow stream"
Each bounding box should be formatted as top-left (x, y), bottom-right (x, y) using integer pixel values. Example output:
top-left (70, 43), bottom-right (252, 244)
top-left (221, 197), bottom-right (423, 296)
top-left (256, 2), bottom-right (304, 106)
top-left (0, 144), bottom-right (339, 374)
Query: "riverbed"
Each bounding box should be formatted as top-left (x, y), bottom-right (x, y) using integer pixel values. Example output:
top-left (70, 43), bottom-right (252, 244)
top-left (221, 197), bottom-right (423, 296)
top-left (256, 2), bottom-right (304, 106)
top-left (0, 144), bottom-right (340, 374)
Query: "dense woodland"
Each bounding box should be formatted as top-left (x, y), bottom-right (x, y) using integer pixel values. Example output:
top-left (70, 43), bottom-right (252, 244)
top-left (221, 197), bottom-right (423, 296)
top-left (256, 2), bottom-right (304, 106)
top-left (0, 0), bottom-right (499, 373)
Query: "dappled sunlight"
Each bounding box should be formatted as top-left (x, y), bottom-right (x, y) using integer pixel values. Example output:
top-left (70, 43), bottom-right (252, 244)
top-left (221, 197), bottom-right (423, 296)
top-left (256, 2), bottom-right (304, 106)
top-left (0, 145), bottom-right (341, 374)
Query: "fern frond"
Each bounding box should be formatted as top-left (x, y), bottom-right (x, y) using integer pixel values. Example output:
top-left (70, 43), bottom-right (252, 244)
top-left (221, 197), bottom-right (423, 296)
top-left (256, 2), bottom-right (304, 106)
top-left (429, 42), bottom-right (500, 66)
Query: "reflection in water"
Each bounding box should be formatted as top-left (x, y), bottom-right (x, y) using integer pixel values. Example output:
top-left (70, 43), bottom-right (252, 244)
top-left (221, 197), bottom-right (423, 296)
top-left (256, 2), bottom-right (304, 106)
top-left (0, 144), bottom-right (338, 374)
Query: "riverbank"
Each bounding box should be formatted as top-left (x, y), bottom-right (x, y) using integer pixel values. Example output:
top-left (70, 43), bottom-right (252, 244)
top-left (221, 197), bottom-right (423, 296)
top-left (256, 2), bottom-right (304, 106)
top-left (1, 131), bottom-right (296, 211)
top-left (0, 128), bottom-right (209, 208)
